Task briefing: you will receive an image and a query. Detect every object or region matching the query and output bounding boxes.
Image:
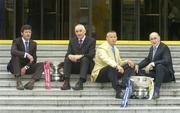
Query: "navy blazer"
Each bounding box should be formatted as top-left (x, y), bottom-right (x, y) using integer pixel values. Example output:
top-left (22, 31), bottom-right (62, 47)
top-left (138, 42), bottom-right (175, 81)
top-left (10, 37), bottom-right (37, 67)
top-left (65, 36), bottom-right (96, 60)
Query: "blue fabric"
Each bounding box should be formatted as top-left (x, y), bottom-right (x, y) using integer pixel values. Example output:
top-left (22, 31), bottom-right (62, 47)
top-left (112, 46), bottom-right (116, 62)
top-left (25, 41), bottom-right (29, 52)
top-left (121, 80), bottom-right (132, 107)
top-left (154, 86), bottom-right (160, 93)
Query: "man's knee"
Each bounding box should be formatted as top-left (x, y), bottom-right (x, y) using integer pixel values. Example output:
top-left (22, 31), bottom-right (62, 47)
top-left (80, 57), bottom-right (89, 63)
top-left (156, 64), bottom-right (166, 70)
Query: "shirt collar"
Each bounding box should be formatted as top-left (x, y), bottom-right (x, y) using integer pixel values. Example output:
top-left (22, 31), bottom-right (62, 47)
top-left (153, 43), bottom-right (159, 49)
top-left (22, 37), bottom-right (29, 43)
top-left (79, 35), bottom-right (86, 42)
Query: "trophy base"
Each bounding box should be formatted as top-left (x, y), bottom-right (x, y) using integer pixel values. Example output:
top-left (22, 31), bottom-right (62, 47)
top-left (51, 74), bottom-right (64, 82)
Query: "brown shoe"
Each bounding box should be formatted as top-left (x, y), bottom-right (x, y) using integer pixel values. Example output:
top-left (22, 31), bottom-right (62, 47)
top-left (24, 79), bottom-right (35, 90)
top-left (61, 80), bottom-right (70, 90)
top-left (15, 75), bottom-right (24, 90)
top-left (73, 81), bottom-right (83, 90)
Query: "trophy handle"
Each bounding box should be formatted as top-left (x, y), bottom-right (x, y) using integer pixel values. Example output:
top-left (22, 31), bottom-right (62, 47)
top-left (58, 62), bottom-right (65, 82)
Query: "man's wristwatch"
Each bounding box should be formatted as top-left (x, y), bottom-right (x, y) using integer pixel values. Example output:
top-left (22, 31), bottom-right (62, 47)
top-left (24, 65), bottom-right (29, 70)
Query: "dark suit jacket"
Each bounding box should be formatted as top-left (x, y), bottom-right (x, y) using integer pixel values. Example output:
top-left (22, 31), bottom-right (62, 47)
top-left (65, 36), bottom-right (96, 60)
top-left (138, 42), bottom-right (175, 82)
top-left (65, 36), bottom-right (96, 72)
top-left (10, 37), bottom-right (37, 68)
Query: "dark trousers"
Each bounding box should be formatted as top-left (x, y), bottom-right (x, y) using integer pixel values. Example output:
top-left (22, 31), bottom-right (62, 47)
top-left (64, 57), bottom-right (91, 82)
top-left (96, 64), bottom-right (135, 91)
top-left (9, 56), bottom-right (43, 81)
top-left (139, 64), bottom-right (172, 89)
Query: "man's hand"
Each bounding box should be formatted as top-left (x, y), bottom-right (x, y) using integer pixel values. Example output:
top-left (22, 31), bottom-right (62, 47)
top-left (127, 59), bottom-right (135, 68)
top-left (145, 63), bottom-right (153, 74)
top-left (74, 55), bottom-right (84, 60)
top-left (68, 54), bottom-right (84, 62)
top-left (21, 67), bottom-right (27, 75)
top-left (134, 64), bottom-right (139, 73)
top-left (116, 65), bottom-right (124, 74)
top-left (26, 53), bottom-right (34, 63)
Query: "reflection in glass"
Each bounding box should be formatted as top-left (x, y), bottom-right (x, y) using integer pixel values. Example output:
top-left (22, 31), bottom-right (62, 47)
top-left (92, 0), bottom-right (110, 39)
top-left (140, 0), bottom-right (160, 40)
top-left (121, 0), bottom-right (138, 40)
top-left (0, 0), bottom-right (15, 39)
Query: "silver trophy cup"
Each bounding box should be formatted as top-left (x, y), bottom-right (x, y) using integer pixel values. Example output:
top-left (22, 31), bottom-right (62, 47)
top-left (51, 64), bottom-right (61, 81)
top-left (50, 63), bottom-right (64, 81)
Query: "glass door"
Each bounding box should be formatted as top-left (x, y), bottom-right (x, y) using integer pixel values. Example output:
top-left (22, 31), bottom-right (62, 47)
top-left (168, 0), bottom-right (180, 40)
top-left (69, 0), bottom-right (111, 40)
top-left (140, 0), bottom-right (161, 40)
top-left (0, 0), bottom-right (16, 39)
top-left (16, 0), bottom-right (69, 40)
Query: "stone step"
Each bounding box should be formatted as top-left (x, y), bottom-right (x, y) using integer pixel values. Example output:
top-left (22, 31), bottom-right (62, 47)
top-left (0, 87), bottom-right (179, 97)
top-left (0, 97), bottom-right (180, 106)
top-left (1, 58), bottom-right (180, 65)
top-left (1, 51), bottom-right (180, 58)
top-left (1, 64), bottom-right (180, 71)
top-left (1, 44), bottom-right (180, 50)
top-left (0, 106), bottom-right (180, 113)
top-left (1, 44), bottom-right (180, 113)
top-left (0, 79), bottom-right (178, 89)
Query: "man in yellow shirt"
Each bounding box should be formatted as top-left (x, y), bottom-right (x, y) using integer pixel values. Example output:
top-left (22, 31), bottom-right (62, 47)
top-left (91, 31), bottom-right (135, 98)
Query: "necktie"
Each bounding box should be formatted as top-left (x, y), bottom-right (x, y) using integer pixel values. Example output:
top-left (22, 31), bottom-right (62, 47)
top-left (79, 39), bottom-right (83, 47)
top-left (112, 46), bottom-right (116, 62)
top-left (25, 41), bottom-right (29, 52)
top-left (152, 46), bottom-right (157, 59)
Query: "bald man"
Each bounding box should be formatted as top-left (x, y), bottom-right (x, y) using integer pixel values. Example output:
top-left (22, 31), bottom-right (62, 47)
top-left (135, 32), bottom-right (175, 99)
top-left (91, 31), bottom-right (135, 99)
top-left (61, 24), bottom-right (96, 90)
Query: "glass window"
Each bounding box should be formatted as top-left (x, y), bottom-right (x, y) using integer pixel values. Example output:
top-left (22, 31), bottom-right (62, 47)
top-left (140, 0), bottom-right (160, 40)
top-left (17, 0), bottom-right (69, 40)
top-left (25, 0), bottom-right (41, 39)
top-left (168, 0), bottom-right (180, 40)
top-left (69, 0), bottom-right (90, 38)
top-left (69, 0), bottom-right (111, 40)
top-left (121, 0), bottom-right (139, 40)
top-left (0, 0), bottom-right (15, 39)
top-left (91, 0), bottom-right (111, 39)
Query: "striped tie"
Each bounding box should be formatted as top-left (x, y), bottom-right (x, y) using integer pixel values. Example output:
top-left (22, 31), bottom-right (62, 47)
top-left (152, 46), bottom-right (157, 60)
top-left (112, 46), bottom-right (116, 62)
top-left (25, 41), bottom-right (29, 52)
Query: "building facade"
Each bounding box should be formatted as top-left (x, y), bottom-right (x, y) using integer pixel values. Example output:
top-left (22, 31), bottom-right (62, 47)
top-left (0, 0), bottom-right (180, 40)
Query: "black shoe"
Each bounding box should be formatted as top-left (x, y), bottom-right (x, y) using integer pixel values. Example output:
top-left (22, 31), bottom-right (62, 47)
top-left (24, 79), bottom-right (35, 90)
top-left (153, 92), bottom-right (160, 99)
top-left (73, 81), bottom-right (83, 90)
top-left (61, 80), bottom-right (71, 90)
top-left (115, 90), bottom-right (123, 99)
top-left (15, 76), bottom-right (24, 90)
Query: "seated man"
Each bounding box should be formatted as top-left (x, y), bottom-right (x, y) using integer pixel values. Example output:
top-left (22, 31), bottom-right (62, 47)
top-left (61, 24), bottom-right (96, 90)
top-left (135, 32), bottom-right (176, 99)
top-left (91, 31), bottom-right (135, 99)
top-left (7, 24), bottom-right (44, 90)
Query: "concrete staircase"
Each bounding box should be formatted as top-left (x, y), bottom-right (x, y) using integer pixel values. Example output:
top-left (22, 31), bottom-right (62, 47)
top-left (0, 44), bottom-right (180, 113)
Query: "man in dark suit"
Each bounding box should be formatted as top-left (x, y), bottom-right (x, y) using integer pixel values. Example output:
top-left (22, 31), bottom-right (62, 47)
top-left (135, 32), bottom-right (175, 99)
top-left (8, 24), bottom-right (44, 90)
top-left (61, 24), bottom-right (96, 90)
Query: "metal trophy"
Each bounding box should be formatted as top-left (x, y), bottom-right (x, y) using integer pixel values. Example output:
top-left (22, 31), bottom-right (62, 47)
top-left (50, 62), bottom-right (64, 81)
top-left (130, 76), bottom-right (154, 99)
